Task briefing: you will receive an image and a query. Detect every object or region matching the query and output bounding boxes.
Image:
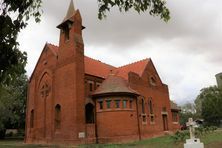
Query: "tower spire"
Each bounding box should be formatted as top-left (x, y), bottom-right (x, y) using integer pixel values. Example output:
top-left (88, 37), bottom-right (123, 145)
top-left (64, 0), bottom-right (76, 21)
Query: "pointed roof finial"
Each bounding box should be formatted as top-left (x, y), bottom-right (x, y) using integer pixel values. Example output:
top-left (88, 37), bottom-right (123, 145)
top-left (64, 0), bottom-right (76, 21)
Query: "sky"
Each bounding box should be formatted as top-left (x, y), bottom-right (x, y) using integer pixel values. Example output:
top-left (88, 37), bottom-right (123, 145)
top-left (18, 0), bottom-right (222, 105)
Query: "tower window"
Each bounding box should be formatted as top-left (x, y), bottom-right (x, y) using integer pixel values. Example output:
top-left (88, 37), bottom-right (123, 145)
top-left (63, 25), bottom-right (70, 41)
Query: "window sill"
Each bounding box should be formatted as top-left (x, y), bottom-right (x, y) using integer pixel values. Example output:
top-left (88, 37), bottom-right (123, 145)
top-left (150, 122), bottom-right (155, 125)
top-left (97, 109), bottom-right (135, 113)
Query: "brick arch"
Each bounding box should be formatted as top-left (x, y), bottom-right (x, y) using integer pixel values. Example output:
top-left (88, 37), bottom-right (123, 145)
top-left (37, 69), bottom-right (53, 89)
top-left (35, 69), bottom-right (53, 139)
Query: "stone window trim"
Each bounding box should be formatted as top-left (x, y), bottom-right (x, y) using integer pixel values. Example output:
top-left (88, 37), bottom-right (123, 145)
top-left (173, 122), bottom-right (179, 124)
top-left (150, 114), bottom-right (155, 124)
top-left (141, 113), bottom-right (147, 125)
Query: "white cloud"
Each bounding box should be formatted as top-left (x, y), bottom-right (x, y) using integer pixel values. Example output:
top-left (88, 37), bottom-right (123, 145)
top-left (18, 0), bottom-right (222, 105)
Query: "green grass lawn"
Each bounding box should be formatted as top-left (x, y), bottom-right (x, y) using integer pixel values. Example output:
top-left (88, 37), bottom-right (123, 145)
top-left (1, 130), bottom-right (222, 148)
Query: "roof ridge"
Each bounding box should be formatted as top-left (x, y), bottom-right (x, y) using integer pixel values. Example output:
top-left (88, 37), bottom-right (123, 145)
top-left (117, 58), bottom-right (150, 68)
top-left (47, 43), bottom-right (58, 48)
top-left (85, 56), bottom-right (116, 68)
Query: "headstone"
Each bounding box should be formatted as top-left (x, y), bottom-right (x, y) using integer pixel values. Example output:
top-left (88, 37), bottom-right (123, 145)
top-left (184, 118), bottom-right (204, 148)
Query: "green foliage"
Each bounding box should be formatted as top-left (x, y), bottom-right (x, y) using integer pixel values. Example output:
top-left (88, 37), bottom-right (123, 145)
top-left (195, 126), bottom-right (217, 138)
top-left (171, 126), bottom-right (217, 143)
top-left (97, 0), bottom-right (170, 21)
top-left (195, 86), bottom-right (222, 126)
top-left (0, 74), bottom-right (28, 139)
top-left (170, 131), bottom-right (189, 143)
top-left (0, 0), bottom-right (42, 85)
top-left (179, 103), bottom-right (198, 125)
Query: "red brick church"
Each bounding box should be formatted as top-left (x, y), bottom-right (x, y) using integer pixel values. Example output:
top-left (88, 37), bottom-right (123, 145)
top-left (25, 0), bottom-right (180, 144)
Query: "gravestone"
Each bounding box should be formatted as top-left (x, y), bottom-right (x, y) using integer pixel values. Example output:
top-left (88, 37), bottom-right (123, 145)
top-left (184, 118), bottom-right (204, 148)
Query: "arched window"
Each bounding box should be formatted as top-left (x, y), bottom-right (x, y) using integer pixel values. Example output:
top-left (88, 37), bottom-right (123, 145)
top-left (149, 99), bottom-right (153, 114)
top-left (55, 104), bottom-right (61, 129)
top-left (85, 103), bottom-right (95, 124)
top-left (30, 110), bottom-right (34, 128)
top-left (141, 98), bottom-right (145, 114)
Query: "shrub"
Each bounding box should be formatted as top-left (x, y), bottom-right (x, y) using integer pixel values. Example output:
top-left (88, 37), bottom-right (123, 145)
top-left (0, 128), bottom-right (6, 139)
top-left (5, 131), bottom-right (13, 137)
top-left (171, 131), bottom-right (189, 143)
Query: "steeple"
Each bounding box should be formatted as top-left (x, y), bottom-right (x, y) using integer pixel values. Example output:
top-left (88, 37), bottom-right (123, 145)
top-left (57, 0), bottom-right (85, 60)
top-left (57, 0), bottom-right (76, 29)
top-left (63, 0), bottom-right (76, 22)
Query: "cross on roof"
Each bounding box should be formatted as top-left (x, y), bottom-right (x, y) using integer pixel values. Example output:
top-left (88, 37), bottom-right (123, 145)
top-left (40, 82), bottom-right (50, 98)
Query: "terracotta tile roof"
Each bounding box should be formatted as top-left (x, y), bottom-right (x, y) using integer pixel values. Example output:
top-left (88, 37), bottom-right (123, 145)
top-left (170, 101), bottom-right (181, 111)
top-left (46, 43), bottom-right (58, 56)
top-left (84, 56), bottom-right (116, 78)
top-left (114, 58), bottom-right (150, 80)
top-left (93, 74), bottom-right (139, 97)
top-left (46, 44), bottom-right (149, 80)
top-left (46, 44), bottom-right (115, 78)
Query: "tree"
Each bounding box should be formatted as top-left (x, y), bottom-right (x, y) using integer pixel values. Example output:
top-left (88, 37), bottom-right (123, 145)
top-left (0, 74), bottom-right (28, 138)
top-left (179, 102), bottom-right (197, 125)
top-left (195, 86), bottom-right (222, 126)
top-left (98, 0), bottom-right (170, 21)
top-left (0, 0), bottom-right (42, 85)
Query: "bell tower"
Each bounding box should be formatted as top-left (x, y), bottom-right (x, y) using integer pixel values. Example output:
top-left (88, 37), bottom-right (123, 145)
top-left (57, 0), bottom-right (85, 61)
top-left (54, 0), bottom-right (86, 142)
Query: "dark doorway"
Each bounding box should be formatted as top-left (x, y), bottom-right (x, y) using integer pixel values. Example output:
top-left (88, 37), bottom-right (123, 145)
top-left (162, 115), bottom-right (168, 131)
top-left (85, 103), bottom-right (95, 124)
